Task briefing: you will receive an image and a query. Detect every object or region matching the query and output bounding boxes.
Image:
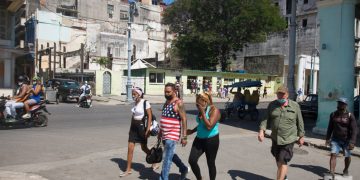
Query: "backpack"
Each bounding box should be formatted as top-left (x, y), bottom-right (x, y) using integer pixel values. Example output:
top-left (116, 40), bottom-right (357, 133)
top-left (84, 85), bottom-right (91, 94)
top-left (143, 100), bottom-right (159, 136)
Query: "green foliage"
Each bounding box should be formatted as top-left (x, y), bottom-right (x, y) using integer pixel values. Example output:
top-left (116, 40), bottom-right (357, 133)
top-left (162, 0), bottom-right (286, 71)
top-left (92, 57), bottom-right (109, 69)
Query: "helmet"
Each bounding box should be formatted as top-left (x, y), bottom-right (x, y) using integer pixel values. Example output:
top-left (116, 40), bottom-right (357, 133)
top-left (17, 76), bottom-right (25, 83)
top-left (84, 81), bottom-right (88, 84)
top-left (33, 76), bottom-right (40, 81)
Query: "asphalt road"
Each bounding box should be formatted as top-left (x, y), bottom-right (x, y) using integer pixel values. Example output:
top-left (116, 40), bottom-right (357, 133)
top-left (0, 101), bottom-right (358, 180)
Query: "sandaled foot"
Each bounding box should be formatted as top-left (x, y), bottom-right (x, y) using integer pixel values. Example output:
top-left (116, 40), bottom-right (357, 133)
top-left (119, 171), bottom-right (132, 177)
top-left (152, 163), bottom-right (160, 170)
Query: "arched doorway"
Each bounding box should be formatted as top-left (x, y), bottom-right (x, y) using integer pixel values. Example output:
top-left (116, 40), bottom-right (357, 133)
top-left (103, 71), bottom-right (111, 95)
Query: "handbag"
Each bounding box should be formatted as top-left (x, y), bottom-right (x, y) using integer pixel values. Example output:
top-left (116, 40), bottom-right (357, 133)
top-left (143, 100), bottom-right (160, 136)
top-left (146, 139), bottom-right (163, 164)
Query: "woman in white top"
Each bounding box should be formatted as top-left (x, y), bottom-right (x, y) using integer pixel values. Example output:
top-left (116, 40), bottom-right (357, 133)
top-left (120, 87), bottom-right (157, 177)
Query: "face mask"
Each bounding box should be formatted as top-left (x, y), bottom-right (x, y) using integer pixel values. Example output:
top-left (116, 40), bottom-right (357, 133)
top-left (132, 96), bottom-right (138, 101)
top-left (165, 95), bottom-right (172, 100)
top-left (277, 98), bottom-right (287, 104)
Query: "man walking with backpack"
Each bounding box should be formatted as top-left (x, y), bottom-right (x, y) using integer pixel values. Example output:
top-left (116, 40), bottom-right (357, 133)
top-left (325, 97), bottom-right (358, 176)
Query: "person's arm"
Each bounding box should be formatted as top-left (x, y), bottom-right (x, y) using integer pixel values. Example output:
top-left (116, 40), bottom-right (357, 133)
top-left (258, 103), bottom-right (271, 142)
top-left (145, 108), bottom-right (152, 137)
top-left (296, 104), bottom-right (305, 146)
top-left (230, 87), bottom-right (235, 94)
top-left (176, 100), bottom-right (187, 146)
top-left (325, 113), bottom-right (334, 145)
top-left (14, 85), bottom-right (28, 99)
top-left (187, 126), bottom-right (198, 136)
top-left (198, 105), bottom-right (220, 130)
top-left (349, 114), bottom-right (358, 146)
top-left (32, 85), bottom-right (42, 96)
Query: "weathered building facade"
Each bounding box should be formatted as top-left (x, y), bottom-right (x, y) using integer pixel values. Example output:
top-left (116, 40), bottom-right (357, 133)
top-left (235, 0), bottom-right (322, 95)
top-left (0, 0), bottom-right (172, 96)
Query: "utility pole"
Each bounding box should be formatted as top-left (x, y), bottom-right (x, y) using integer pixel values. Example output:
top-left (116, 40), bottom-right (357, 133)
top-left (288, 0), bottom-right (297, 100)
top-left (126, 1), bottom-right (139, 102)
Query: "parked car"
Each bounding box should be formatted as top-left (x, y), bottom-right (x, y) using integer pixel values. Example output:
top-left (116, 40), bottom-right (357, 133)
top-left (299, 94), bottom-right (318, 118)
top-left (47, 79), bottom-right (81, 103)
top-left (299, 94), bottom-right (359, 118)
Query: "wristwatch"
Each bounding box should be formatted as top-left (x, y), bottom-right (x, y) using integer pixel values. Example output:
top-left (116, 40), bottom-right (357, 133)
top-left (182, 136), bottom-right (187, 140)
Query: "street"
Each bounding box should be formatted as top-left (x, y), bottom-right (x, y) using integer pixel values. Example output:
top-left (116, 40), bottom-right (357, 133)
top-left (0, 101), bottom-right (359, 180)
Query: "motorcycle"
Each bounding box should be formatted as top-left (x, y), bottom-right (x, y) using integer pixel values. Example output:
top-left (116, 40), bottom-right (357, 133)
top-left (79, 94), bottom-right (92, 108)
top-left (0, 98), bottom-right (50, 128)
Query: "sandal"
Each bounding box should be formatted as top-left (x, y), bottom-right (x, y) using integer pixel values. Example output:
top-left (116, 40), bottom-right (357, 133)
top-left (119, 171), bottom-right (132, 177)
top-left (152, 163), bottom-right (160, 170)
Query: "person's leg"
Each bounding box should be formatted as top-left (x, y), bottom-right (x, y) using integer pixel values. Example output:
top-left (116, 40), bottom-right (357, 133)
top-left (330, 140), bottom-right (340, 174)
top-left (344, 157), bottom-right (351, 175)
top-left (24, 100), bottom-right (30, 113)
top-left (276, 162), bottom-right (288, 180)
top-left (343, 145), bottom-right (351, 175)
top-left (125, 142), bottom-right (135, 172)
top-left (159, 140), bottom-right (176, 180)
top-left (11, 102), bottom-right (24, 117)
top-left (22, 100), bottom-right (37, 118)
top-left (188, 138), bottom-right (205, 180)
top-left (5, 101), bottom-right (14, 117)
top-left (120, 142), bottom-right (135, 177)
top-left (204, 135), bottom-right (219, 180)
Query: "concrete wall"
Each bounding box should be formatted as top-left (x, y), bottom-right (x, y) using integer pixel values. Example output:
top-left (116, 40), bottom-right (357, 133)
top-left (95, 70), bottom-right (122, 96)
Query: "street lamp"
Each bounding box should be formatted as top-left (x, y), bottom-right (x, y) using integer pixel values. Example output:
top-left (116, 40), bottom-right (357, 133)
top-left (309, 48), bottom-right (319, 94)
top-left (126, 1), bottom-right (139, 102)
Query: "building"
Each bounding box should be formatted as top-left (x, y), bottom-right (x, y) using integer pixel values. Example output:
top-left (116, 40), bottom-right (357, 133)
top-left (0, 0), bottom-right (173, 96)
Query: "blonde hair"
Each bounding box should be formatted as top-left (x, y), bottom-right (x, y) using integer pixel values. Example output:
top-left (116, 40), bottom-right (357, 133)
top-left (196, 92), bottom-right (213, 105)
top-left (196, 92), bottom-right (217, 115)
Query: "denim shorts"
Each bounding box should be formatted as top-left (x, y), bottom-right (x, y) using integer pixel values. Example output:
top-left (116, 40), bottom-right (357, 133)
top-left (331, 139), bottom-right (351, 157)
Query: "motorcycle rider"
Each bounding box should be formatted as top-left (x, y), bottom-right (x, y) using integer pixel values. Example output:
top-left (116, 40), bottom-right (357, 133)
top-left (77, 81), bottom-right (92, 107)
top-left (22, 76), bottom-right (43, 119)
top-left (5, 76), bottom-right (30, 119)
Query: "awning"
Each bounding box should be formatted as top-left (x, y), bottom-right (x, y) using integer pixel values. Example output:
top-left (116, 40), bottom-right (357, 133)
top-left (131, 59), bottom-right (156, 69)
top-left (226, 80), bottom-right (262, 88)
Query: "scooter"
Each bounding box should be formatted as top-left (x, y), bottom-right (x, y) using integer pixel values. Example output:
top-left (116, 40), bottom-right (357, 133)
top-left (0, 99), bottom-right (50, 128)
top-left (79, 94), bottom-right (92, 108)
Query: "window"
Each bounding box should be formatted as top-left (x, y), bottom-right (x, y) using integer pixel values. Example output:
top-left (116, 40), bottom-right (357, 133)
top-left (107, 4), bottom-right (114, 18)
top-left (302, 19), bottom-right (307, 28)
top-left (286, 0), bottom-right (292, 14)
top-left (304, 0), bottom-right (308, 4)
top-left (120, 10), bottom-right (128, 20)
top-left (56, 1), bottom-right (78, 18)
top-left (149, 72), bottom-right (164, 84)
top-left (152, 0), bottom-right (158, 5)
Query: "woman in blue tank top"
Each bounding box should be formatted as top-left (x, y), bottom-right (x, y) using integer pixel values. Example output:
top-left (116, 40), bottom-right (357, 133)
top-left (22, 76), bottom-right (43, 119)
top-left (187, 92), bottom-right (220, 180)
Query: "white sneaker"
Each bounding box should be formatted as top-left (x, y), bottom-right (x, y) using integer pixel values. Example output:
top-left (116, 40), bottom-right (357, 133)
top-left (22, 113), bottom-right (31, 119)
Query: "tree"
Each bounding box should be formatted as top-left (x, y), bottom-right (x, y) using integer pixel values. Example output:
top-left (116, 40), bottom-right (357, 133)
top-left (162, 0), bottom-right (286, 71)
top-left (92, 57), bottom-right (110, 70)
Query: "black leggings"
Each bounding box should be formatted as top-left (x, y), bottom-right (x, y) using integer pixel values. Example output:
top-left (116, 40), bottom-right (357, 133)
top-left (188, 134), bottom-right (219, 180)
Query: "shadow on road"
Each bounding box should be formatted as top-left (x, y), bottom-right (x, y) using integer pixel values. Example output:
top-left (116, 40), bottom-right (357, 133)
top-left (227, 170), bottom-right (272, 180)
top-left (290, 164), bottom-right (328, 177)
top-left (110, 158), bottom-right (159, 179)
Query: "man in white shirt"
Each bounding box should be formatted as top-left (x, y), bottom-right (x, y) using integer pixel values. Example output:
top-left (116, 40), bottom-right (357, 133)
top-left (78, 81), bottom-right (91, 106)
